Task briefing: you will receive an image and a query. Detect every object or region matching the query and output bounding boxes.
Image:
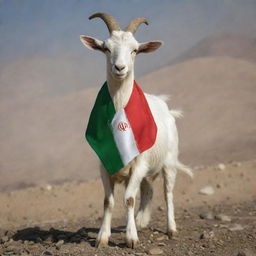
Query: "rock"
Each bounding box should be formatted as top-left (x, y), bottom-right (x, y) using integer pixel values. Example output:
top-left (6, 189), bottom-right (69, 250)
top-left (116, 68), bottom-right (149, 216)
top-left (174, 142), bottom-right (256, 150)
top-left (199, 212), bottom-right (214, 220)
top-left (88, 232), bottom-right (97, 239)
top-left (2, 235), bottom-right (9, 243)
top-left (157, 206), bottom-right (164, 211)
top-left (228, 224), bottom-right (244, 231)
top-left (199, 186), bottom-right (215, 195)
top-left (217, 163), bottom-right (226, 170)
top-left (156, 235), bottom-right (167, 241)
top-left (0, 229), bottom-right (6, 237)
top-left (56, 239), bottom-right (64, 249)
top-left (42, 251), bottom-right (53, 256)
top-left (237, 252), bottom-right (246, 256)
top-left (215, 214), bottom-right (231, 222)
top-left (56, 239), bottom-right (64, 246)
top-left (200, 231), bottom-right (215, 240)
top-left (45, 185), bottom-right (52, 191)
top-left (5, 230), bottom-right (14, 239)
top-left (148, 247), bottom-right (164, 255)
top-left (233, 162), bottom-right (242, 167)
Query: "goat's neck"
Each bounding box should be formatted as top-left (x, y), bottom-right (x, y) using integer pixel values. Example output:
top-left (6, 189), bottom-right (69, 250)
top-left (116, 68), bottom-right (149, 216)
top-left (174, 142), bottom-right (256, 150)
top-left (107, 71), bottom-right (134, 111)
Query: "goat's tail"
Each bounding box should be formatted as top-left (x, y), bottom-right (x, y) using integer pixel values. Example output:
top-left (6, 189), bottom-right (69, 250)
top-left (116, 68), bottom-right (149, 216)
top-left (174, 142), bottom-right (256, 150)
top-left (175, 161), bottom-right (193, 178)
top-left (170, 109), bottom-right (183, 119)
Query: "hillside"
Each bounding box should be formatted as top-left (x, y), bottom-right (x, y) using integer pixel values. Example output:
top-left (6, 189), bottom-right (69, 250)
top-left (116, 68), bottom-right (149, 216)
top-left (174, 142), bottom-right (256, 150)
top-left (171, 33), bottom-right (256, 65)
top-left (0, 56), bottom-right (256, 191)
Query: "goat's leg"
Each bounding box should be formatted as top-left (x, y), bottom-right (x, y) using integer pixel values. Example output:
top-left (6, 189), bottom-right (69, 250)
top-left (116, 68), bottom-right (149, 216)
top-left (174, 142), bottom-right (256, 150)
top-left (96, 167), bottom-right (115, 248)
top-left (162, 165), bottom-right (177, 239)
top-left (124, 161), bottom-right (148, 248)
top-left (135, 178), bottom-right (153, 230)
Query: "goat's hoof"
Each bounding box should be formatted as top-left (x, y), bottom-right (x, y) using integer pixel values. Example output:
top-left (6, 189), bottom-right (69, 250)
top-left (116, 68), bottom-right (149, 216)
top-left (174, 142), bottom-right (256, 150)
top-left (135, 213), bottom-right (150, 230)
top-left (95, 239), bottom-right (108, 248)
top-left (167, 230), bottom-right (177, 239)
top-left (126, 238), bottom-right (139, 248)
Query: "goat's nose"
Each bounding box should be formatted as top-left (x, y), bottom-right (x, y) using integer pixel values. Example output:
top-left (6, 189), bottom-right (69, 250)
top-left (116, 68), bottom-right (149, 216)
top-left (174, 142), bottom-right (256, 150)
top-left (114, 64), bottom-right (125, 72)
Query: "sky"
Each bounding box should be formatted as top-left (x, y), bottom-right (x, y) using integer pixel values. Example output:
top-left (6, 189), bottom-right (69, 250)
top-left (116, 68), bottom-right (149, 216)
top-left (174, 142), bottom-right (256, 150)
top-left (0, 0), bottom-right (256, 93)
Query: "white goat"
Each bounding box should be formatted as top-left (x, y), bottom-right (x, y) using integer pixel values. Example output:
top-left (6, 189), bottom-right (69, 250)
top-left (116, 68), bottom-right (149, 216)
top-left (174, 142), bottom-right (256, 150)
top-left (80, 13), bottom-right (192, 248)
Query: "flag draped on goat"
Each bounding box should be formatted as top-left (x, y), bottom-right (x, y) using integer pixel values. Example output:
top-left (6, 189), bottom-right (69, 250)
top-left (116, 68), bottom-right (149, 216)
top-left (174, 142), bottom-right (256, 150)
top-left (85, 81), bottom-right (157, 175)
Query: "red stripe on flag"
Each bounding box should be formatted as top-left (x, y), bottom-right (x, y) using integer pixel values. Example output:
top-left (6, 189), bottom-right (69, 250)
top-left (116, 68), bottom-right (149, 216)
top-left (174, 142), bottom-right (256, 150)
top-left (124, 81), bottom-right (157, 153)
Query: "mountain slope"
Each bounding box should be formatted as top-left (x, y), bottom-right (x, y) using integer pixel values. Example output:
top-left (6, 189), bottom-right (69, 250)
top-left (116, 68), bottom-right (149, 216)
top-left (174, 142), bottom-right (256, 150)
top-left (171, 33), bottom-right (256, 65)
top-left (0, 56), bottom-right (256, 190)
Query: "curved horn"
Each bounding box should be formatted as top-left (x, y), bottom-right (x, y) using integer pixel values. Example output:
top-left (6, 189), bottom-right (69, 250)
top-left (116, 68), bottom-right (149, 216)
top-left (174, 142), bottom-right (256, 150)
top-left (89, 12), bottom-right (121, 34)
top-left (125, 17), bottom-right (149, 34)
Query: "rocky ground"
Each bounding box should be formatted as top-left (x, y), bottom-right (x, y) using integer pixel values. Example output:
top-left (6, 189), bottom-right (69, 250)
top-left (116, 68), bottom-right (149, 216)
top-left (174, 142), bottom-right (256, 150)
top-left (0, 160), bottom-right (256, 256)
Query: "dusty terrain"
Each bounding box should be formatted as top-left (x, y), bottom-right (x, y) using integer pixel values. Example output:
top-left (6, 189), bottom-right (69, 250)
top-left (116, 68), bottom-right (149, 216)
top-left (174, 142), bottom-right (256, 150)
top-left (0, 160), bottom-right (255, 255)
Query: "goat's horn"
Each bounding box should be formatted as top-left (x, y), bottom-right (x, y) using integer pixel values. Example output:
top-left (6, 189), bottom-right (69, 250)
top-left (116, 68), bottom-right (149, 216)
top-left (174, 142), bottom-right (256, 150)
top-left (89, 12), bottom-right (121, 34)
top-left (125, 17), bottom-right (149, 34)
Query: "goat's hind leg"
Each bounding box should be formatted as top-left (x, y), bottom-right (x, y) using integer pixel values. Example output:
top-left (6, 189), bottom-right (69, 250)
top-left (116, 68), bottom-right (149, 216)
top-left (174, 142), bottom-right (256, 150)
top-left (162, 165), bottom-right (177, 239)
top-left (136, 177), bottom-right (153, 230)
top-left (96, 167), bottom-right (115, 248)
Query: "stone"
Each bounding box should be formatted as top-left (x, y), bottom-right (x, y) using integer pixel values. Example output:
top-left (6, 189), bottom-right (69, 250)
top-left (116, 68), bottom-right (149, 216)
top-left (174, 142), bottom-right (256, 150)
top-left (199, 212), bottom-right (214, 220)
top-left (217, 163), bottom-right (226, 170)
top-left (158, 206), bottom-right (164, 212)
top-left (215, 214), bottom-right (231, 222)
top-left (200, 231), bottom-right (215, 240)
top-left (2, 235), bottom-right (9, 243)
top-left (199, 186), bottom-right (215, 195)
top-left (148, 247), bottom-right (164, 255)
top-left (237, 252), bottom-right (246, 256)
top-left (56, 239), bottom-right (64, 249)
top-left (228, 224), bottom-right (244, 231)
top-left (156, 235), bottom-right (167, 241)
top-left (233, 162), bottom-right (242, 167)
top-left (46, 185), bottom-right (52, 191)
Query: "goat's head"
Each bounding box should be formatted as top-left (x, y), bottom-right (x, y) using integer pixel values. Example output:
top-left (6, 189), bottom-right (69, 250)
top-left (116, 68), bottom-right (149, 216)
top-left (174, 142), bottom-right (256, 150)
top-left (80, 13), bottom-right (163, 81)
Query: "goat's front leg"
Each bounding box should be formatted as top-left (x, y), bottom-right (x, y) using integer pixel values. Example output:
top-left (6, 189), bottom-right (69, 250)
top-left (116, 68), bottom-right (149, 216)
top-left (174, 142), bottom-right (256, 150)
top-left (96, 167), bottom-right (115, 248)
top-left (125, 161), bottom-right (148, 248)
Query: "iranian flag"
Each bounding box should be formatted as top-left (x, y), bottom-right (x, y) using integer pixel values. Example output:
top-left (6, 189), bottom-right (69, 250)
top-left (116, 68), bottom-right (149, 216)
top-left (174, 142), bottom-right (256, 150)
top-left (86, 80), bottom-right (157, 175)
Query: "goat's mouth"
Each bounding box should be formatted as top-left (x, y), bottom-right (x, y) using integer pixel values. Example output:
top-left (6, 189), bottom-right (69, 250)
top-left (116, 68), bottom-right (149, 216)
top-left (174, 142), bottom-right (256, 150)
top-left (112, 72), bottom-right (127, 80)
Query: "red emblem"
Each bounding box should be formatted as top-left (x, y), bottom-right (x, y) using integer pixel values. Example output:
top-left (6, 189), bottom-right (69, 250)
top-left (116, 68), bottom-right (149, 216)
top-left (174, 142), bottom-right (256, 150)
top-left (117, 122), bottom-right (130, 131)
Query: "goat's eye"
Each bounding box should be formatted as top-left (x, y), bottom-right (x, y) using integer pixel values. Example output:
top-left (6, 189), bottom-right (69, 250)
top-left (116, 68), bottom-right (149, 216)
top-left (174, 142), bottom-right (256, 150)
top-left (132, 49), bottom-right (138, 54)
top-left (104, 47), bottom-right (111, 53)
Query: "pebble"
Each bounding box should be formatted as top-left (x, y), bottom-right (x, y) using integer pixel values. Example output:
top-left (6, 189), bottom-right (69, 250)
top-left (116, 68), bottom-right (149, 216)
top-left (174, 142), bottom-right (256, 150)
top-left (237, 252), bottom-right (246, 256)
top-left (215, 214), bottom-right (231, 222)
top-left (200, 231), bottom-right (215, 240)
top-left (156, 235), bottom-right (167, 241)
top-left (233, 162), bottom-right (242, 167)
top-left (2, 235), bottom-right (9, 243)
top-left (56, 239), bottom-right (64, 249)
top-left (228, 223), bottom-right (244, 231)
top-left (148, 247), bottom-right (164, 255)
top-left (217, 163), bottom-right (226, 170)
top-left (199, 212), bottom-right (214, 220)
top-left (158, 206), bottom-right (164, 212)
top-left (46, 185), bottom-right (52, 191)
top-left (199, 186), bottom-right (215, 195)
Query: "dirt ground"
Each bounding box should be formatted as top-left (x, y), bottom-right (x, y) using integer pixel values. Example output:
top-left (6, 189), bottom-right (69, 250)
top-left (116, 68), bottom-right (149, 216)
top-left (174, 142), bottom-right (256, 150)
top-left (0, 160), bottom-right (256, 256)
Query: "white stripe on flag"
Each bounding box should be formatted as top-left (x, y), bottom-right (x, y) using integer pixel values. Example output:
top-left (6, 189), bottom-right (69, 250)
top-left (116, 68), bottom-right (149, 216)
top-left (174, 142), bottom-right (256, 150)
top-left (111, 109), bottom-right (139, 165)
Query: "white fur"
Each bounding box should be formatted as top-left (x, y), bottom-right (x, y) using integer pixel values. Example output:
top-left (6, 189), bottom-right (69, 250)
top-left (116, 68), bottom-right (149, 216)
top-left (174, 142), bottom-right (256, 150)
top-left (81, 29), bottom-right (192, 248)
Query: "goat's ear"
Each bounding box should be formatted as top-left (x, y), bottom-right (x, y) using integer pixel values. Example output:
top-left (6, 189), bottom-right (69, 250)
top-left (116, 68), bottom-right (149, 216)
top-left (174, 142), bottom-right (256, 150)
top-left (137, 41), bottom-right (163, 54)
top-left (80, 35), bottom-right (104, 52)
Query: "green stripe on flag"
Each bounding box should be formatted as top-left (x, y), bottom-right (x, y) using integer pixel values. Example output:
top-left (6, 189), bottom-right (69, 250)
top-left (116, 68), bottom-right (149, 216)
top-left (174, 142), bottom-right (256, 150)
top-left (85, 82), bottom-right (124, 175)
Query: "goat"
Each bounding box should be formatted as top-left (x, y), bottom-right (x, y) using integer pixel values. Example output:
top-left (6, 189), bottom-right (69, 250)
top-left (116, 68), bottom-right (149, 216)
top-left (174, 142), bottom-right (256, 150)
top-left (80, 13), bottom-right (192, 248)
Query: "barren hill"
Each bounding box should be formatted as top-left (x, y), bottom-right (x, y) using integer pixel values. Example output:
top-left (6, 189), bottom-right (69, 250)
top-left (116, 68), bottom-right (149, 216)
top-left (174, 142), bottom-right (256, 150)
top-left (0, 56), bottom-right (255, 191)
top-left (171, 33), bottom-right (256, 65)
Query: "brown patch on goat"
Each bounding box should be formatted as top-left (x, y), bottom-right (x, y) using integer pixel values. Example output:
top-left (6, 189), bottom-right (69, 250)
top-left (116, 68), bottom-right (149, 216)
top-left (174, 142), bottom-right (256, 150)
top-left (104, 198), bottom-right (109, 210)
top-left (126, 197), bottom-right (134, 208)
